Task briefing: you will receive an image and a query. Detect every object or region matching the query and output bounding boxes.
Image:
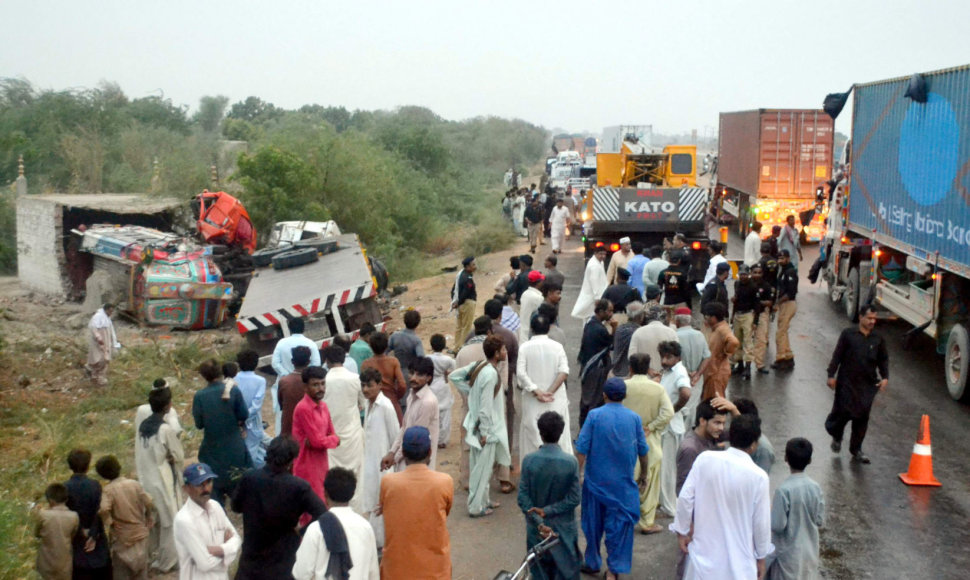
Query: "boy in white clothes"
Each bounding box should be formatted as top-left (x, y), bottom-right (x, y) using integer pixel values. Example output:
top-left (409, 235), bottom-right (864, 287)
top-left (359, 367), bottom-right (400, 548)
top-left (428, 334), bottom-right (456, 448)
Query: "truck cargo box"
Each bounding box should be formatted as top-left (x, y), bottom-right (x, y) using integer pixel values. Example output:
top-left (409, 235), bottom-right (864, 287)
top-left (847, 65), bottom-right (970, 277)
top-left (718, 109), bottom-right (833, 199)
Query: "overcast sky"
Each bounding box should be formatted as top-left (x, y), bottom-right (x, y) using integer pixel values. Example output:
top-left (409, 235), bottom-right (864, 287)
top-left (3, 0), bottom-right (967, 136)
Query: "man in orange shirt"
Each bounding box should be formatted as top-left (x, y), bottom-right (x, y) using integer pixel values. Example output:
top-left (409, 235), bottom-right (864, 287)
top-left (379, 426), bottom-right (453, 579)
top-left (702, 303), bottom-right (740, 400)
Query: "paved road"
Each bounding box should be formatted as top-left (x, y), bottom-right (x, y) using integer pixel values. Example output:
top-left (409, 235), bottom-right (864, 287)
top-left (449, 234), bottom-right (970, 579)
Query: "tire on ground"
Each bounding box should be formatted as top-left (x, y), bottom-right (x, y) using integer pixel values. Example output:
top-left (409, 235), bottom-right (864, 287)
top-left (272, 248), bottom-right (319, 270)
top-left (945, 323), bottom-right (970, 402)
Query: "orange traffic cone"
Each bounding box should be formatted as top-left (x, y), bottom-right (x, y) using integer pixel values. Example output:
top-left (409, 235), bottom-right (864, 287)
top-left (898, 414), bottom-right (942, 487)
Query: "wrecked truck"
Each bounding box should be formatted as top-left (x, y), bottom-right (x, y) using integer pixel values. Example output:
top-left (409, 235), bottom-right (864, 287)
top-left (234, 222), bottom-right (387, 369)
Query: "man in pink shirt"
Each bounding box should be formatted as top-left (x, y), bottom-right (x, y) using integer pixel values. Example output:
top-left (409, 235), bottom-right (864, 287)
top-left (292, 366), bottom-right (341, 502)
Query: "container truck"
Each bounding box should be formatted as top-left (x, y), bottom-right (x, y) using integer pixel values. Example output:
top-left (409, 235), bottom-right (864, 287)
top-left (821, 64), bottom-right (970, 401)
top-left (714, 109), bottom-right (834, 241)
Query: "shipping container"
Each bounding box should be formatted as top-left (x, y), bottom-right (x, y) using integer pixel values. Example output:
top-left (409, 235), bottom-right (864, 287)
top-left (716, 109), bottom-right (833, 240)
top-left (821, 64), bottom-right (970, 402)
top-left (847, 65), bottom-right (970, 276)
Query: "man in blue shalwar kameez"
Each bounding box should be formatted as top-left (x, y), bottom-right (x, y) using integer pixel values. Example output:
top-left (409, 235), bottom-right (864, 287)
top-left (518, 411), bottom-right (582, 580)
top-left (576, 377), bottom-right (648, 579)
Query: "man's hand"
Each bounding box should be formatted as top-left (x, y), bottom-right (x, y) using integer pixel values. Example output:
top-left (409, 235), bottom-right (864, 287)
top-left (757, 558), bottom-right (766, 579)
top-left (527, 506), bottom-right (546, 519)
top-left (380, 453), bottom-right (395, 471)
top-left (479, 435), bottom-right (487, 447)
top-left (636, 475), bottom-right (647, 492)
top-left (535, 391), bottom-right (554, 403)
top-left (710, 396), bottom-right (738, 416)
top-left (207, 545), bottom-right (225, 558)
top-left (84, 537), bottom-right (96, 553)
top-left (607, 319), bottom-right (618, 331)
top-left (224, 528), bottom-right (234, 542)
top-left (878, 378), bottom-right (888, 392)
top-left (538, 524), bottom-right (555, 539)
top-left (689, 372), bottom-right (701, 386)
top-left (827, 378), bottom-right (836, 390)
top-left (373, 504), bottom-right (383, 516)
top-left (677, 533), bottom-right (692, 554)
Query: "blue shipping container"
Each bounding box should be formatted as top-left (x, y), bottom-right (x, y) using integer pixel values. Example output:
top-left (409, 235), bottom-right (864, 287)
top-left (848, 64), bottom-right (970, 275)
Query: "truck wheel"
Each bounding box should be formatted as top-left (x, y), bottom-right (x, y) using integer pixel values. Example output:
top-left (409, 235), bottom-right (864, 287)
top-left (272, 248), bottom-right (319, 270)
top-left (944, 324), bottom-right (970, 402)
top-left (844, 268), bottom-right (860, 321)
top-left (369, 257), bottom-right (389, 293)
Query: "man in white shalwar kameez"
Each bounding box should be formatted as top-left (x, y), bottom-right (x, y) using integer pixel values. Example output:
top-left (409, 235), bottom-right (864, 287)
top-left (549, 198), bottom-right (571, 254)
top-left (517, 314), bottom-right (572, 467)
top-left (86, 304), bottom-right (118, 386)
top-left (571, 249), bottom-right (608, 320)
top-left (517, 271), bottom-right (545, 345)
top-left (135, 387), bottom-right (184, 574)
top-left (451, 336), bottom-right (510, 517)
top-left (671, 415), bottom-right (773, 580)
top-left (359, 368), bottom-right (400, 547)
top-left (320, 346), bottom-right (366, 511)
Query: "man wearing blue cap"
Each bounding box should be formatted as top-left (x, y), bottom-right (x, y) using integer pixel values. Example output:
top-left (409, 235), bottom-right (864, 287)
top-left (380, 426), bottom-right (454, 579)
top-left (575, 378), bottom-right (649, 580)
top-left (173, 463), bottom-right (240, 579)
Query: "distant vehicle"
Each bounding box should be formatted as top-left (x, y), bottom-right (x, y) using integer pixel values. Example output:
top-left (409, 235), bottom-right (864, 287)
top-left (549, 151), bottom-right (583, 192)
top-left (820, 64), bottom-right (970, 401)
top-left (600, 125), bottom-right (653, 154)
top-left (582, 135), bottom-right (710, 282)
top-left (713, 109), bottom-right (834, 242)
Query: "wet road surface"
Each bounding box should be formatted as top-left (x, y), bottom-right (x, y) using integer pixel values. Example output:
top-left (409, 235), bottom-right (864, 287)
top-left (448, 235), bottom-right (970, 579)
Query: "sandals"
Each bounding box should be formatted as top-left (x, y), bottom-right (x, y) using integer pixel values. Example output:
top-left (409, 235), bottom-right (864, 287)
top-left (470, 508), bottom-right (494, 518)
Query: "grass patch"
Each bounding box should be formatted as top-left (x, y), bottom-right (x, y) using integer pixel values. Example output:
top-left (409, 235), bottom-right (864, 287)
top-left (0, 334), bottom-right (234, 578)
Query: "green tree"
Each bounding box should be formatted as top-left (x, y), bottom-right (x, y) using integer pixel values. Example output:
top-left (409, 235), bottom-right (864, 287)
top-left (227, 96), bottom-right (283, 124)
top-left (193, 95), bottom-right (229, 133)
top-left (236, 145), bottom-right (327, 238)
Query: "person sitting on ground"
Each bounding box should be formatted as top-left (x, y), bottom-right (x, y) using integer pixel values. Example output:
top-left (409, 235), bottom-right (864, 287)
top-left (766, 438), bottom-right (825, 580)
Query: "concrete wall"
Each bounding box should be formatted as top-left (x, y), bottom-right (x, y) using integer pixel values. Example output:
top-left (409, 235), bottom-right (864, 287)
top-left (16, 197), bottom-right (67, 296)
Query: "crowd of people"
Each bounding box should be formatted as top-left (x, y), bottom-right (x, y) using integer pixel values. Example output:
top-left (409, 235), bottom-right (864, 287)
top-left (48, 204), bottom-right (889, 579)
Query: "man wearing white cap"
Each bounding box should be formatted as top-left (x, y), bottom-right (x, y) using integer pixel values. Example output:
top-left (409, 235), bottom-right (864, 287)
top-left (606, 237), bottom-right (634, 285)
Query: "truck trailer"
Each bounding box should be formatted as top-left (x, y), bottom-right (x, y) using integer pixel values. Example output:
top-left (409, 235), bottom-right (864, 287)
top-left (821, 64), bottom-right (970, 402)
top-left (715, 109), bottom-right (834, 241)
